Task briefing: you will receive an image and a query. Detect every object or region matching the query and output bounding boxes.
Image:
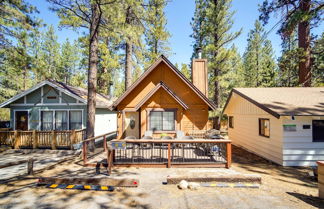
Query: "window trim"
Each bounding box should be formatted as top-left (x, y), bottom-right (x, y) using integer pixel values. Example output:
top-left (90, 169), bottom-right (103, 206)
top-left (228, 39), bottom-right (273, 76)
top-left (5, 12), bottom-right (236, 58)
top-left (55, 110), bottom-right (68, 130)
top-left (39, 109), bottom-right (83, 131)
top-left (229, 116), bottom-right (234, 129)
top-left (312, 120), bottom-right (324, 142)
top-left (259, 118), bottom-right (270, 138)
top-left (147, 108), bottom-right (177, 132)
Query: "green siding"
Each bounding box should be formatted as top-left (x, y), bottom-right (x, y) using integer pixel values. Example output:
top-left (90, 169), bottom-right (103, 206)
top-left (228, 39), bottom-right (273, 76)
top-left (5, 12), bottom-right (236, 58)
top-left (14, 97), bottom-right (24, 104)
top-left (10, 105), bottom-right (87, 130)
top-left (43, 85), bottom-right (59, 103)
top-left (62, 92), bottom-right (77, 103)
top-left (26, 88), bottom-right (41, 103)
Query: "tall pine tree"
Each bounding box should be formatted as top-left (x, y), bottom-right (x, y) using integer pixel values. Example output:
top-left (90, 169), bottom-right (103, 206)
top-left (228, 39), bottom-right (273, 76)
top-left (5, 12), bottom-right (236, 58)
top-left (191, 0), bottom-right (241, 109)
top-left (145, 0), bottom-right (171, 65)
top-left (243, 20), bottom-right (277, 87)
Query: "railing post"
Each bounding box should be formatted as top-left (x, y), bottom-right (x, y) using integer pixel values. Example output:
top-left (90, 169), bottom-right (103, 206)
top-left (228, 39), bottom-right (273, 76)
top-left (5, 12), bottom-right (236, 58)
top-left (27, 158), bottom-right (34, 175)
top-left (103, 135), bottom-right (107, 152)
top-left (70, 130), bottom-right (76, 150)
top-left (32, 130), bottom-right (38, 149)
top-left (107, 148), bottom-right (113, 175)
top-left (83, 141), bottom-right (87, 165)
top-left (167, 143), bottom-right (171, 168)
top-left (14, 130), bottom-right (19, 149)
top-left (226, 142), bottom-right (232, 168)
top-left (51, 130), bottom-right (56, 150)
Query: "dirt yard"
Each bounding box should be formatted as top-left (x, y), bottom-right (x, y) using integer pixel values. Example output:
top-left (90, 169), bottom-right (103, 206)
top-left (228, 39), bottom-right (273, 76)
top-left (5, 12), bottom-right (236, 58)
top-left (0, 145), bottom-right (323, 209)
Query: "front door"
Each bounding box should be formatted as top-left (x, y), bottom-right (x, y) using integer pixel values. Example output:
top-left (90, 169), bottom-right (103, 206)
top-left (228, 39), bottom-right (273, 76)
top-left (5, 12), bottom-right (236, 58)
top-left (15, 111), bottom-right (28, 130)
top-left (124, 111), bottom-right (139, 138)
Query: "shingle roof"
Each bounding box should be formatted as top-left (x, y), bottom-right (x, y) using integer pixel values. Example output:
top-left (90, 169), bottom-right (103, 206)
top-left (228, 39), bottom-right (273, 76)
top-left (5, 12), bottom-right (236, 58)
top-left (112, 55), bottom-right (217, 110)
top-left (48, 80), bottom-right (113, 108)
top-left (224, 87), bottom-right (324, 117)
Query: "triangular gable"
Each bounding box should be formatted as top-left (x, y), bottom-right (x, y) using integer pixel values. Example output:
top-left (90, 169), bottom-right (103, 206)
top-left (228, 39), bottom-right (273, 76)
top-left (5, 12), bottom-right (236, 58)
top-left (134, 81), bottom-right (189, 111)
top-left (112, 55), bottom-right (216, 110)
top-left (0, 80), bottom-right (87, 108)
top-left (222, 89), bottom-right (281, 119)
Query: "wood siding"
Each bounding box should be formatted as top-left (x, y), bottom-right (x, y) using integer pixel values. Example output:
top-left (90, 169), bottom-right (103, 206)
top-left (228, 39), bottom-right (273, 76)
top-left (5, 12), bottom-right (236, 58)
top-left (192, 59), bottom-right (208, 97)
top-left (282, 116), bottom-right (324, 166)
top-left (224, 92), bottom-right (283, 165)
top-left (117, 62), bottom-right (209, 139)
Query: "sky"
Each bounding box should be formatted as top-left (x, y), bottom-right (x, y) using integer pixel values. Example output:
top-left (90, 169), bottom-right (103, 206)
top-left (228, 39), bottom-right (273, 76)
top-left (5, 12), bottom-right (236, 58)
top-left (30, 0), bottom-right (323, 66)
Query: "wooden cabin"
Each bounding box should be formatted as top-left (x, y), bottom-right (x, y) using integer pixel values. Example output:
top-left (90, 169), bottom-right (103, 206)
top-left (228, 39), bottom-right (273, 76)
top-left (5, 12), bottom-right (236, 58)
top-left (112, 55), bottom-right (216, 139)
top-left (223, 87), bottom-right (324, 166)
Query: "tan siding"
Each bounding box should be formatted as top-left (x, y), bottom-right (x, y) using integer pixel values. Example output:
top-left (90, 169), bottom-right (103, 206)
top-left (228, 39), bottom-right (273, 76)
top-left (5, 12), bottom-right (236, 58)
top-left (117, 62), bottom-right (209, 139)
top-left (224, 93), bottom-right (283, 165)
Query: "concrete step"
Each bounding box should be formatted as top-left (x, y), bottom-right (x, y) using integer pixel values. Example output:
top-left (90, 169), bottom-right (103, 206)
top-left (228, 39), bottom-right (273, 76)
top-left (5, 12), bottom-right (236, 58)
top-left (167, 174), bottom-right (262, 184)
top-left (38, 177), bottom-right (139, 187)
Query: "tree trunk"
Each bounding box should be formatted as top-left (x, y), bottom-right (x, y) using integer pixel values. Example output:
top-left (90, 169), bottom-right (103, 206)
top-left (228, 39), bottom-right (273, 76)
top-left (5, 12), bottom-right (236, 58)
top-left (298, 0), bottom-right (311, 87)
top-left (125, 6), bottom-right (133, 89)
top-left (125, 41), bottom-right (132, 89)
top-left (86, 2), bottom-right (100, 141)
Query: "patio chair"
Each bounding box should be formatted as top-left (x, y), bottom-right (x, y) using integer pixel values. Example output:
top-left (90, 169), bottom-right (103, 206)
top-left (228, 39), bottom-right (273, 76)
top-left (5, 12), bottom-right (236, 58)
top-left (144, 130), bottom-right (153, 137)
top-left (176, 130), bottom-right (184, 139)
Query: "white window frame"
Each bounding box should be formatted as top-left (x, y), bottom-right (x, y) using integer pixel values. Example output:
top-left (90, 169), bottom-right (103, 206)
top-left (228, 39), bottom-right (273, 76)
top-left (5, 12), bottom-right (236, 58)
top-left (39, 109), bottom-right (84, 131)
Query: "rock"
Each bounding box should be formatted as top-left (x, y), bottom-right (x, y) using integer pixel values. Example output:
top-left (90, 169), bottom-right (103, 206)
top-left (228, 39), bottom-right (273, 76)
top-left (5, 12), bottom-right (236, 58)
top-left (188, 182), bottom-right (200, 190)
top-left (177, 180), bottom-right (189, 189)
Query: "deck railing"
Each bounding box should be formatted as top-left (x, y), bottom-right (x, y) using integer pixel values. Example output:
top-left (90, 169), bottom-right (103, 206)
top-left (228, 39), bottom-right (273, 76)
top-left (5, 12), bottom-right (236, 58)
top-left (107, 139), bottom-right (231, 170)
top-left (82, 131), bottom-right (118, 165)
top-left (0, 129), bottom-right (86, 149)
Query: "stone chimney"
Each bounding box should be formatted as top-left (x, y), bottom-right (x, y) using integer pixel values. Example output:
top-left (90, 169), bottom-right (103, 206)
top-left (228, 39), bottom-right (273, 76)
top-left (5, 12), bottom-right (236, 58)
top-left (192, 48), bottom-right (208, 96)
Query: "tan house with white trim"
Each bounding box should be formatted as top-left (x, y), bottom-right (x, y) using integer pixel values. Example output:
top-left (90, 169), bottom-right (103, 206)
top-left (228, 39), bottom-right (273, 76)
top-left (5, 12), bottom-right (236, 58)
top-left (223, 87), bottom-right (324, 166)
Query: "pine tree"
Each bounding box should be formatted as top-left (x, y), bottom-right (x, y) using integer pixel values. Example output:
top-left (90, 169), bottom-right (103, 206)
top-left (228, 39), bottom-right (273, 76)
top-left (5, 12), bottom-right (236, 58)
top-left (48, 0), bottom-right (117, 139)
top-left (243, 20), bottom-right (277, 87)
top-left (312, 33), bottom-right (324, 86)
top-left (277, 32), bottom-right (300, 87)
top-left (259, 0), bottom-right (324, 86)
top-left (219, 45), bottom-right (244, 106)
top-left (179, 63), bottom-right (191, 81)
top-left (40, 25), bottom-right (61, 79)
top-left (191, 0), bottom-right (241, 109)
top-left (145, 0), bottom-right (171, 65)
top-left (59, 39), bottom-right (82, 83)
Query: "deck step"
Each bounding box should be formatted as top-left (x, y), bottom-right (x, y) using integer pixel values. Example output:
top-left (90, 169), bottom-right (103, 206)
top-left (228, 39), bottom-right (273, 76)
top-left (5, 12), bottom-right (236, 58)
top-left (38, 177), bottom-right (139, 187)
top-left (167, 174), bottom-right (261, 184)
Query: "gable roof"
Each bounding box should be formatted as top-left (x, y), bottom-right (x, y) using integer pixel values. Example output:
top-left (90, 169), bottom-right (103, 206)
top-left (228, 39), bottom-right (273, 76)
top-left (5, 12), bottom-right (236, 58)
top-left (134, 81), bottom-right (189, 111)
top-left (112, 55), bottom-right (216, 110)
top-left (0, 79), bottom-right (113, 108)
top-left (223, 87), bottom-right (324, 118)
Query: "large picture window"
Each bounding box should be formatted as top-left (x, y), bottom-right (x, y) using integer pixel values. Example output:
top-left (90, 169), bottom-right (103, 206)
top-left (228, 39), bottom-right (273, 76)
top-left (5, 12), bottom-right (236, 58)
top-left (259, 118), bottom-right (270, 137)
top-left (70, 111), bottom-right (82, 130)
top-left (149, 110), bottom-right (175, 131)
top-left (313, 120), bottom-right (324, 142)
top-left (55, 111), bottom-right (68, 130)
top-left (41, 111), bottom-right (53, 131)
top-left (40, 110), bottom-right (82, 130)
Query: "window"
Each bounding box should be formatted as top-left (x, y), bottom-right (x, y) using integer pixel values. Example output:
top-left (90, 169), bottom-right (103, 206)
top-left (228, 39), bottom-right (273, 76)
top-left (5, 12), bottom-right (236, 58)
top-left (259, 118), bottom-right (270, 137)
top-left (40, 110), bottom-right (82, 131)
top-left (41, 111), bottom-right (53, 130)
top-left (229, 116), bottom-right (234, 128)
top-left (55, 111), bottom-right (68, 130)
top-left (313, 120), bottom-right (324, 142)
top-left (70, 111), bottom-right (82, 130)
top-left (149, 110), bottom-right (175, 131)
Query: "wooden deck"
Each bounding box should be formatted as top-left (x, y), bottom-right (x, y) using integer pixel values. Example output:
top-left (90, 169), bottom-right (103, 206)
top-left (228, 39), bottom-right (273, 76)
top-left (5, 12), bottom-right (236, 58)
top-left (83, 139), bottom-right (232, 169)
top-left (0, 129), bottom-right (86, 149)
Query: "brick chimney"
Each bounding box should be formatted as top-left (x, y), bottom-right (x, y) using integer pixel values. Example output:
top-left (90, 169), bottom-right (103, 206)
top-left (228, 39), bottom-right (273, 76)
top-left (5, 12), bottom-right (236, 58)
top-left (192, 49), bottom-right (208, 96)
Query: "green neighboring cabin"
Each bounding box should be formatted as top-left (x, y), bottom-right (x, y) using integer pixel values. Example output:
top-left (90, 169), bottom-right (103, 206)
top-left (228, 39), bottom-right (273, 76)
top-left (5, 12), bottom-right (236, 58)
top-left (0, 80), bottom-right (117, 136)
